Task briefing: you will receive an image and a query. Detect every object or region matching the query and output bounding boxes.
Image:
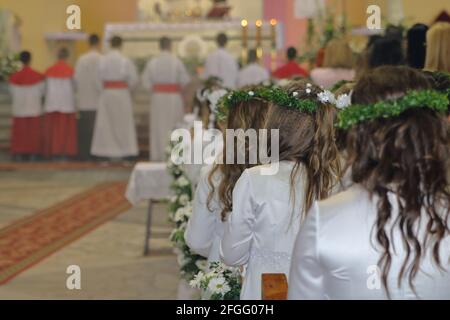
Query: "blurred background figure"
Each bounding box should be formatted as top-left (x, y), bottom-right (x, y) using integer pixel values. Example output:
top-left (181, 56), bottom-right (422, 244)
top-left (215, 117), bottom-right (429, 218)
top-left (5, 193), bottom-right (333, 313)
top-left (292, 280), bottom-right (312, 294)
top-left (407, 24), bottom-right (429, 69)
top-left (272, 46), bottom-right (308, 80)
top-left (237, 48), bottom-right (269, 88)
top-left (369, 37), bottom-right (404, 69)
top-left (425, 22), bottom-right (450, 73)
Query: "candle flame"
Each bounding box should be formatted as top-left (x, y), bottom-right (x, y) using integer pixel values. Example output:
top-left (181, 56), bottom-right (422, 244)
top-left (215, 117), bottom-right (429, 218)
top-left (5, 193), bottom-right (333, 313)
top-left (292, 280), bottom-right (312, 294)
top-left (255, 20), bottom-right (263, 27)
top-left (270, 19), bottom-right (277, 26)
top-left (241, 19), bottom-right (248, 27)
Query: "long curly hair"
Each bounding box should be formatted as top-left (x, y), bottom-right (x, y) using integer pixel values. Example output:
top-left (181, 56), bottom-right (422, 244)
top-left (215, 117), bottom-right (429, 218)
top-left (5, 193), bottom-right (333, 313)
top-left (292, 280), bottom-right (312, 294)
top-left (348, 66), bottom-right (450, 297)
top-left (207, 96), bottom-right (270, 221)
top-left (267, 80), bottom-right (342, 219)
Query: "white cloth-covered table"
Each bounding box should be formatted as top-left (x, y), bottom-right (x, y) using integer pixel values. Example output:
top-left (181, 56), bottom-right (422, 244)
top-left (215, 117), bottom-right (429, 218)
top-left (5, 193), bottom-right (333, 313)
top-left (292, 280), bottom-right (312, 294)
top-left (125, 162), bottom-right (172, 206)
top-left (125, 162), bottom-right (172, 256)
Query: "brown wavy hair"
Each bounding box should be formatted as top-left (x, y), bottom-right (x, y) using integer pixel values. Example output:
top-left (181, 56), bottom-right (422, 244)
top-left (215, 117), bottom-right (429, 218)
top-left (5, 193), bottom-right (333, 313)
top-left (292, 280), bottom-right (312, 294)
top-left (207, 96), bottom-right (270, 221)
top-left (267, 80), bottom-right (342, 218)
top-left (348, 66), bottom-right (450, 297)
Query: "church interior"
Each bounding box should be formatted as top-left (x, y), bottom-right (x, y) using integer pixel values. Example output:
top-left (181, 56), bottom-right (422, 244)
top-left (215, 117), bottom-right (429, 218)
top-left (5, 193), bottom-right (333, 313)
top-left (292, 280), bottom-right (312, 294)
top-left (0, 0), bottom-right (449, 300)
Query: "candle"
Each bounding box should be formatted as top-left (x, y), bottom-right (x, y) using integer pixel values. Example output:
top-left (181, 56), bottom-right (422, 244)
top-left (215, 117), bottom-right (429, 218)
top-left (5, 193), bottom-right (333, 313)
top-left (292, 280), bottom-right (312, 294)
top-left (241, 19), bottom-right (248, 48)
top-left (270, 18), bottom-right (277, 48)
top-left (255, 19), bottom-right (263, 59)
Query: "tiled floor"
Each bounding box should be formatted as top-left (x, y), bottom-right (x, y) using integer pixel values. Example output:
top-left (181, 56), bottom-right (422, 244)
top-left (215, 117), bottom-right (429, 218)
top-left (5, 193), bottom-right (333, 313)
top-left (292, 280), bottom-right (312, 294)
top-left (0, 168), bottom-right (180, 299)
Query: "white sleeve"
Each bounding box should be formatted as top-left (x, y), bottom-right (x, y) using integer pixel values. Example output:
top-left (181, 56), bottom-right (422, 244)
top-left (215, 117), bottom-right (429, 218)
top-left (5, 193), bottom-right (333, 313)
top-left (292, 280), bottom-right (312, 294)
top-left (288, 202), bottom-right (325, 300)
top-left (220, 170), bottom-right (255, 266)
top-left (185, 168), bottom-right (217, 258)
top-left (202, 55), bottom-right (213, 80)
top-left (177, 59), bottom-right (191, 87)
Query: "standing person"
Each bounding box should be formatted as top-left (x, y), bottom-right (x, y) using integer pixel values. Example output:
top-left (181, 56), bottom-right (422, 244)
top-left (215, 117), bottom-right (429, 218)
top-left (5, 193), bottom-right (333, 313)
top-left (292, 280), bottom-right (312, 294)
top-left (288, 66), bottom-right (450, 300)
top-left (203, 33), bottom-right (239, 89)
top-left (272, 47), bottom-right (309, 80)
top-left (425, 22), bottom-right (450, 73)
top-left (74, 34), bottom-right (102, 161)
top-left (43, 47), bottom-right (77, 159)
top-left (91, 36), bottom-right (139, 160)
top-left (237, 49), bottom-right (270, 88)
top-left (220, 83), bottom-right (342, 300)
top-left (369, 37), bottom-right (404, 68)
top-left (9, 51), bottom-right (45, 161)
top-left (406, 24), bottom-right (429, 69)
top-left (141, 36), bottom-right (190, 161)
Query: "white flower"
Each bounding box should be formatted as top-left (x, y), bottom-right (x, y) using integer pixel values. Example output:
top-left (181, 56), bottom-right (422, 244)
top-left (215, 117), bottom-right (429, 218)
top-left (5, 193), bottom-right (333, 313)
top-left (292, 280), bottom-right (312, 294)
top-left (292, 91), bottom-right (299, 97)
top-left (195, 259), bottom-right (208, 271)
top-left (208, 277), bottom-right (231, 295)
top-left (336, 94), bottom-right (352, 109)
top-left (179, 194), bottom-right (190, 206)
top-left (189, 271), bottom-right (205, 289)
top-left (317, 90), bottom-right (336, 104)
top-left (176, 176), bottom-right (190, 187)
top-left (177, 253), bottom-right (190, 267)
top-left (306, 83), bottom-right (312, 88)
top-left (170, 195), bottom-right (178, 203)
top-left (306, 88), bottom-right (312, 94)
top-left (277, 79), bottom-right (290, 87)
top-left (207, 89), bottom-right (228, 113)
top-left (248, 91), bottom-right (255, 96)
top-left (174, 207), bottom-right (186, 222)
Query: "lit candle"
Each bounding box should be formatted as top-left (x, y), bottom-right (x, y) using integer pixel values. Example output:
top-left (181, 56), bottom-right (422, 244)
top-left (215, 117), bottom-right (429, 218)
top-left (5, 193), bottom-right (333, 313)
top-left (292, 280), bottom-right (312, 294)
top-left (255, 19), bottom-right (263, 59)
top-left (241, 19), bottom-right (248, 48)
top-left (270, 18), bottom-right (277, 48)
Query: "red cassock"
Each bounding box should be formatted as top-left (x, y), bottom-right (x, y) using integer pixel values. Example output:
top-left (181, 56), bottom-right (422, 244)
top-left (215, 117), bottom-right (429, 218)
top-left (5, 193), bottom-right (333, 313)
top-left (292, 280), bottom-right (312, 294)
top-left (43, 61), bottom-right (78, 158)
top-left (9, 66), bottom-right (45, 156)
top-left (272, 61), bottom-right (309, 80)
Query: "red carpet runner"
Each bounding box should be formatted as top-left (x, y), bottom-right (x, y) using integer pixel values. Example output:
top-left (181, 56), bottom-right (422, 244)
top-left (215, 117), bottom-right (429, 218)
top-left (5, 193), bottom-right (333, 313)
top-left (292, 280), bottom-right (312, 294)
top-left (0, 182), bottom-right (131, 285)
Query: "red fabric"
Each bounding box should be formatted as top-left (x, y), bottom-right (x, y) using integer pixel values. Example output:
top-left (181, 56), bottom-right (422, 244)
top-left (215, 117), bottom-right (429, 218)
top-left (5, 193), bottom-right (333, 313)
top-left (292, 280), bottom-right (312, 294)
top-left (315, 47), bottom-right (326, 68)
top-left (10, 117), bottom-right (43, 155)
top-left (9, 66), bottom-right (45, 86)
top-left (153, 83), bottom-right (181, 93)
top-left (272, 61), bottom-right (309, 79)
top-left (43, 112), bottom-right (78, 157)
top-left (104, 81), bottom-right (128, 89)
top-left (45, 60), bottom-right (74, 79)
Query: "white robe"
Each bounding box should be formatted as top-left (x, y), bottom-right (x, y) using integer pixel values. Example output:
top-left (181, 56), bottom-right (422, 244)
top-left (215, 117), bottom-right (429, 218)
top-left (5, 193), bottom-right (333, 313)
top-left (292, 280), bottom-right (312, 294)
top-left (91, 50), bottom-right (139, 158)
top-left (288, 184), bottom-right (450, 300)
top-left (237, 63), bottom-right (270, 88)
top-left (141, 51), bottom-right (190, 161)
top-left (45, 78), bottom-right (75, 113)
top-left (203, 48), bottom-right (239, 89)
top-left (10, 82), bottom-right (44, 117)
top-left (185, 165), bottom-right (225, 264)
top-left (220, 161), bottom-right (305, 300)
top-left (74, 50), bottom-right (102, 111)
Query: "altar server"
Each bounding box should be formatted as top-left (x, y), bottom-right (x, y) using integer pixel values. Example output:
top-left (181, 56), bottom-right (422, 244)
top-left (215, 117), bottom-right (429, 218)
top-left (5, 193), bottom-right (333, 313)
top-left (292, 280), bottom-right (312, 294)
top-left (74, 34), bottom-right (102, 161)
top-left (237, 49), bottom-right (270, 88)
top-left (43, 47), bottom-right (77, 158)
top-left (185, 89), bottom-right (270, 265)
top-left (91, 36), bottom-right (139, 159)
top-left (141, 36), bottom-right (190, 161)
top-left (288, 66), bottom-right (450, 300)
top-left (220, 83), bottom-right (341, 300)
top-left (273, 47), bottom-right (309, 80)
top-left (9, 51), bottom-right (45, 160)
top-left (203, 33), bottom-right (239, 89)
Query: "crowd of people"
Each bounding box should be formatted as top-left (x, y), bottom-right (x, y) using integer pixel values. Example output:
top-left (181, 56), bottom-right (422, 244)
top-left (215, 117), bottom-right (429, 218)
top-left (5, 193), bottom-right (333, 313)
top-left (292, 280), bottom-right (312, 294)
top-left (184, 21), bottom-right (450, 300)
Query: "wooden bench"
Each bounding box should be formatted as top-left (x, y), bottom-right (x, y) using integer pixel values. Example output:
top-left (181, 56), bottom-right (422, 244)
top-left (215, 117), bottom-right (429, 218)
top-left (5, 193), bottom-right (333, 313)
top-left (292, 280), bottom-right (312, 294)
top-left (261, 273), bottom-right (288, 300)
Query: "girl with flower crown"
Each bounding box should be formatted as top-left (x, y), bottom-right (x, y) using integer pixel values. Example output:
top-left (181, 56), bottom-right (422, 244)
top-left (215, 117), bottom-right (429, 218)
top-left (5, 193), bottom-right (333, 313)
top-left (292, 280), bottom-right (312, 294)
top-left (220, 81), bottom-right (342, 300)
top-left (185, 86), bottom-right (271, 267)
top-left (288, 66), bottom-right (450, 300)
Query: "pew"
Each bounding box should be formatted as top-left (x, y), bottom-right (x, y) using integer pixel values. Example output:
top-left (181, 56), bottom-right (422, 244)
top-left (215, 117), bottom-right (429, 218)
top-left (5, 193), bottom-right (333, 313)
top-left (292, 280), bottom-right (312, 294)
top-left (261, 273), bottom-right (288, 300)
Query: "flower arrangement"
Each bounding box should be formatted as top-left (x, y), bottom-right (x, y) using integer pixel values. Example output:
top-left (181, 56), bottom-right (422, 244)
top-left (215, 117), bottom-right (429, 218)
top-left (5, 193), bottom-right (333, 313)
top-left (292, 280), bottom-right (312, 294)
top-left (166, 140), bottom-right (208, 283)
top-left (190, 262), bottom-right (241, 300)
top-left (0, 53), bottom-right (20, 81)
top-left (336, 90), bottom-right (449, 130)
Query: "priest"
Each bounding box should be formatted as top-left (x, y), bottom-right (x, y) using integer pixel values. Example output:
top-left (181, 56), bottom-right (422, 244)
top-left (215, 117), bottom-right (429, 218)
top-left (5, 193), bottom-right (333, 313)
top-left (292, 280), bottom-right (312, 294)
top-left (9, 51), bottom-right (45, 161)
top-left (43, 47), bottom-right (78, 159)
top-left (203, 33), bottom-right (239, 89)
top-left (141, 36), bottom-right (190, 161)
top-left (272, 47), bottom-right (309, 80)
top-left (91, 36), bottom-right (139, 160)
top-left (74, 34), bottom-right (102, 161)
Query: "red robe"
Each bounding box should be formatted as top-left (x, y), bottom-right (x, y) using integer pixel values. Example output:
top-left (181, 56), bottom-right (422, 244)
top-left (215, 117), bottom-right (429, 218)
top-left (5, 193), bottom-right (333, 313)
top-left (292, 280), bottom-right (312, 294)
top-left (9, 66), bottom-right (45, 155)
top-left (43, 61), bottom-right (78, 157)
top-left (272, 61), bottom-right (309, 80)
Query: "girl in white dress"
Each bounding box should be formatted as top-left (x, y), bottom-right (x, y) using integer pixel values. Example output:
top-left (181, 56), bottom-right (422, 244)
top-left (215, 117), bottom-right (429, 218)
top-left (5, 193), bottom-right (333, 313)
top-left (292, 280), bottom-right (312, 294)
top-left (185, 87), bottom-right (271, 264)
top-left (220, 82), bottom-right (342, 299)
top-left (289, 66), bottom-right (450, 300)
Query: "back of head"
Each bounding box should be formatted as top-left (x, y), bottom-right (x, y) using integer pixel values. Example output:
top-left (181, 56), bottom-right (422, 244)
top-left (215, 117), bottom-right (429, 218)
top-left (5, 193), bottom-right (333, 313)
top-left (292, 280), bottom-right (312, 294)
top-left (369, 37), bottom-right (404, 68)
top-left (19, 51), bottom-right (31, 65)
top-left (407, 24), bottom-right (429, 69)
top-left (425, 22), bottom-right (450, 72)
top-left (89, 34), bottom-right (100, 47)
top-left (348, 65), bottom-right (449, 297)
top-left (216, 33), bottom-right (228, 48)
top-left (159, 36), bottom-right (171, 51)
top-left (287, 47), bottom-right (297, 61)
top-left (323, 39), bottom-right (354, 69)
top-left (58, 47), bottom-right (69, 60)
top-left (110, 35), bottom-right (123, 49)
top-left (385, 24), bottom-right (404, 41)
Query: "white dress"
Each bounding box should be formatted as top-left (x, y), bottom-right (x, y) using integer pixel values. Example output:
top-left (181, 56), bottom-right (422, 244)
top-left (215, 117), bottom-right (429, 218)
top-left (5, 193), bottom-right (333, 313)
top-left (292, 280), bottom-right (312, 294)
top-left (141, 51), bottom-right (190, 161)
top-left (203, 48), bottom-right (239, 89)
top-left (237, 63), bottom-right (270, 88)
top-left (288, 184), bottom-right (450, 300)
top-left (74, 50), bottom-right (102, 112)
top-left (220, 161), bottom-right (305, 300)
top-left (185, 165), bottom-right (225, 264)
top-left (91, 50), bottom-right (139, 158)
